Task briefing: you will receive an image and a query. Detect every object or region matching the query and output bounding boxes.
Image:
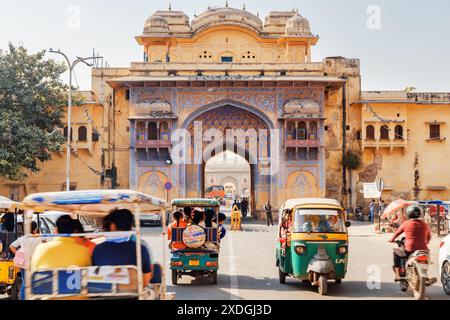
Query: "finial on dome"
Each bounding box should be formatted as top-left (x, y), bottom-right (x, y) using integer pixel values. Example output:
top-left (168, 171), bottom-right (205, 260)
top-left (243, 4), bottom-right (246, 10)
top-left (168, 3), bottom-right (171, 10)
top-left (225, 0), bottom-right (229, 8)
top-left (257, 12), bottom-right (259, 17)
top-left (208, 4), bottom-right (211, 10)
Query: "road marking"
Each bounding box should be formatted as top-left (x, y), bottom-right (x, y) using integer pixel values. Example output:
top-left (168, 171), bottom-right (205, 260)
top-left (227, 232), bottom-right (240, 300)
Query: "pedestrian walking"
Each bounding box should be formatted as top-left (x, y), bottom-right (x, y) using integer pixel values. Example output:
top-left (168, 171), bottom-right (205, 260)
top-left (264, 201), bottom-right (274, 226)
top-left (369, 199), bottom-right (376, 222)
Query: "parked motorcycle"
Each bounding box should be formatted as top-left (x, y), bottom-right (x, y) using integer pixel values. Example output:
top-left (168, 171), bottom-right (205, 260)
top-left (394, 237), bottom-right (437, 300)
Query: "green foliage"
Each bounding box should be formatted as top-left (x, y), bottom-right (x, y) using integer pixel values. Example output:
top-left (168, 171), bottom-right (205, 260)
top-left (343, 150), bottom-right (361, 170)
top-left (0, 44), bottom-right (68, 180)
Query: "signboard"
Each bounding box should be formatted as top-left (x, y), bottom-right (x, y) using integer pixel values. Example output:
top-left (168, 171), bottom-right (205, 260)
top-left (376, 178), bottom-right (385, 192)
top-left (87, 266), bottom-right (131, 284)
top-left (363, 183), bottom-right (381, 199)
top-left (164, 182), bottom-right (173, 191)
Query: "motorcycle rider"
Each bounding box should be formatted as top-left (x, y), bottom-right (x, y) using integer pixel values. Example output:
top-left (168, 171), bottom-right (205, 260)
top-left (389, 205), bottom-right (431, 281)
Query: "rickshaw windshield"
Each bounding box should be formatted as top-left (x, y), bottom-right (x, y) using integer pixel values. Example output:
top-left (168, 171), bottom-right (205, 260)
top-left (293, 209), bottom-right (346, 233)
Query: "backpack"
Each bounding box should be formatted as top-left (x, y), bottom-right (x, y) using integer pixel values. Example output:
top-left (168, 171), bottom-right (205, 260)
top-left (13, 247), bottom-right (28, 269)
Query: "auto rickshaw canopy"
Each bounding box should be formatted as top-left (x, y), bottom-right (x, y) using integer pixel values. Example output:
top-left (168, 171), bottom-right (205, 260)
top-left (282, 198), bottom-right (344, 211)
top-left (22, 189), bottom-right (167, 217)
top-left (0, 196), bottom-right (24, 211)
top-left (171, 198), bottom-right (220, 208)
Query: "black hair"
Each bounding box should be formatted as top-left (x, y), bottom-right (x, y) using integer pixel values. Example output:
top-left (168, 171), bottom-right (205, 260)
top-left (56, 215), bottom-right (77, 234)
top-left (192, 210), bottom-right (204, 225)
top-left (204, 209), bottom-right (215, 228)
top-left (183, 207), bottom-right (192, 217)
top-left (218, 213), bottom-right (226, 223)
top-left (72, 220), bottom-right (84, 233)
top-left (173, 211), bottom-right (183, 227)
top-left (31, 221), bottom-right (38, 233)
top-left (106, 209), bottom-right (134, 231)
top-left (2, 213), bottom-right (15, 232)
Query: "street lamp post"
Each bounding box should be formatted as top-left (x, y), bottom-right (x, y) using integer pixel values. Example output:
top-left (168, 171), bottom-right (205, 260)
top-left (48, 49), bottom-right (101, 191)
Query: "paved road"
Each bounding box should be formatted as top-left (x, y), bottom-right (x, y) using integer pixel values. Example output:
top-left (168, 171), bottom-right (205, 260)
top-left (142, 220), bottom-right (450, 300)
top-left (3, 218), bottom-right (447, 300)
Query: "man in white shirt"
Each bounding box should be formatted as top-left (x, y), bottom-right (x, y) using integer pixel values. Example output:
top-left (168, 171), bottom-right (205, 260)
top-left (9, 221), bottom-right (42, 300)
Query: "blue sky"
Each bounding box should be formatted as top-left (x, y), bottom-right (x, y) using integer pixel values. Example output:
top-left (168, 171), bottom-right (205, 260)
top-left (1, 0), bottom-right (449, 91)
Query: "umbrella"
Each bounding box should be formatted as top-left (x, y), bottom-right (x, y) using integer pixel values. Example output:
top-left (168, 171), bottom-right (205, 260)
top-left (381, 199), bottom-right (418, 220)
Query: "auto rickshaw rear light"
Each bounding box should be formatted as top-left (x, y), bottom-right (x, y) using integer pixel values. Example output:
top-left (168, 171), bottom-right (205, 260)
top-left (337, 245), bottom-right (348, 255)
top-left (294, 245), bottom-right (307, 255)
top-left (440, 241), bottom-right (445, 249)
top-left (206, 261), bottom-right (218, 267)
top-left (171, 261), bottom-right (183, 267)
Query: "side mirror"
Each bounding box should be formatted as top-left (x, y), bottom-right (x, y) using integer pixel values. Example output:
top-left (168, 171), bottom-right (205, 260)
top-left (345, 221), bottom-right (352, 228)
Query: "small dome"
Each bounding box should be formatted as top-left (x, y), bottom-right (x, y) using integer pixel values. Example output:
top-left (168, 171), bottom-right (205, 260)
top-left (143, 14), bottom-right (169, 34)
top-left (285, 12), bottom-right (311, 36)
top-left (192, 7), bottom-right (263, 34)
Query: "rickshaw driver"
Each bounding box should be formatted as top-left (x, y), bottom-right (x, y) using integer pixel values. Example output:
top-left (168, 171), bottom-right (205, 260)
top-left (92, 209), bottom-right (153, 287)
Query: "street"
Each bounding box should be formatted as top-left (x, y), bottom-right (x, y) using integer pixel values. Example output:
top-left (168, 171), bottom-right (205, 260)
top-left (142, 217), bottom-right (449, 300)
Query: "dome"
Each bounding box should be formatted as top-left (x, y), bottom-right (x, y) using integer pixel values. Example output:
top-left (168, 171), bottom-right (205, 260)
top-left (143, 14), bottom-right (169, 34)
top-left (285, 12), bottom-right (311, 36)
top-left (192, 7), bottom-right (263, 34)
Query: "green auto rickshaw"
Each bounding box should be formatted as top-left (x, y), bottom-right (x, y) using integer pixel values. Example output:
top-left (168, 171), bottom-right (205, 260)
top-left (170, 198), bottom-right (221, 285)
top-left (276, 198), bottom-right (351, 295)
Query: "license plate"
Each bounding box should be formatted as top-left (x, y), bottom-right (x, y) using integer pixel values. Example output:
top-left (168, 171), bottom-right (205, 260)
top-left (189, 260), bottom-right (200, 266)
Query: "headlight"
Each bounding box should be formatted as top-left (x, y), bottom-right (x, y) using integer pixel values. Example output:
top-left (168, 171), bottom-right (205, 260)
top-left (294, 245), bottom-right (307, 255)
top-left (337, 245), bottom-right (348, 255)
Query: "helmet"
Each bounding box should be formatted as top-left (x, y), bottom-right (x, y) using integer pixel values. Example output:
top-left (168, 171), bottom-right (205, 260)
top-left (406, 205), bottom-right (422, 219)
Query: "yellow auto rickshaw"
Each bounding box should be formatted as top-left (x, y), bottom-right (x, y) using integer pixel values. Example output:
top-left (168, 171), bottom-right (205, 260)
top-left (0, 196), bottom-right (24, 299)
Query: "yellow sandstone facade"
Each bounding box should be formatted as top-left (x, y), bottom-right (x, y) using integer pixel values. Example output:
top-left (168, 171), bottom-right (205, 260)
top-left (1, 6), bottom-right (449, 214)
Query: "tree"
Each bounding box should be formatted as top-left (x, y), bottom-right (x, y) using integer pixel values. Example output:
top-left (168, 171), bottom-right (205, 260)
top-left (343, 150), bottom-right (361, 171)
top-left (0, 44), bottom-right (67, 180)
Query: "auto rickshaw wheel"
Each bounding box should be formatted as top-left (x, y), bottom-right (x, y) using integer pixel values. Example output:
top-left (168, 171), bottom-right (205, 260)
top-left (171, 270), bottom-right (178, 285)
top-left (318, 275), bottom-right (328, 295)
top-left (10, 274), bottom-right (22, 300)
top-left (211, 271), bottom-right (218, 285)
top-left (335, 278), bottom-right (342, 284)
top-left (278, 267), bottom-right (286, 284)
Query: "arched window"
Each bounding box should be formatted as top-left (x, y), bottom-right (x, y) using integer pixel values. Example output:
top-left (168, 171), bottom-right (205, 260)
top-left (380, 125), bottom-right (389, 140)
top-left (148, 122), bottom-right (158, 140)
top-left (394, 125), bottom-right (403, 140)
top-left (309, 122), bottom-right (317, 140)
top-left (160, 122), bottom-right (169, 141)
top-left (286, 122), bottom-right (296, 140)
top-left (297, 122), bottom-right (307, 140)
top-left (136, 122), bottom-right (146, 141)
top-left (78, 126), bottom-right (87, 142)
top-left (366, 125), bottom-right (375, 140)
top-left (63, 126), bottom-right (73, 140)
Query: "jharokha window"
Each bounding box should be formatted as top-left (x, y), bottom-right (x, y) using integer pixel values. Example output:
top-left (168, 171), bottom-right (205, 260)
top-left (78, 126), bottom-right (87, 142)
top-left (148, 122), bottom-right (158, 140)
top-left (394, 125), bottom-right (403, 140)
top-left (430, 124), bottom-right (441, 140)
top-left (380, 125), bottom-right (389, 140)
top-left (366, 125), bottom-right (375, 140)
top-left (297, 122), bottom-right (307, 140)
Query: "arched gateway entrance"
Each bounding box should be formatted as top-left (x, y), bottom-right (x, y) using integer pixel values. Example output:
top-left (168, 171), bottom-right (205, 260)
top-left (180, 100), bottom-right (275, 217)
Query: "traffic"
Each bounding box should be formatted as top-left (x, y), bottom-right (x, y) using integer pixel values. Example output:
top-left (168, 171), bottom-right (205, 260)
top-left (0, 190), bottom-right (449, 300)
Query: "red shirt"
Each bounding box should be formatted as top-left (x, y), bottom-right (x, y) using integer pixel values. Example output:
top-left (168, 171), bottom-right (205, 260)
top-left (391, 219), bottom-right (431, 252)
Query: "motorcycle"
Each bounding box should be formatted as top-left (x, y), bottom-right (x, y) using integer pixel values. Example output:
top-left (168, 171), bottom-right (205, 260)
top-left (394, 237), bottom-right (437, 300)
